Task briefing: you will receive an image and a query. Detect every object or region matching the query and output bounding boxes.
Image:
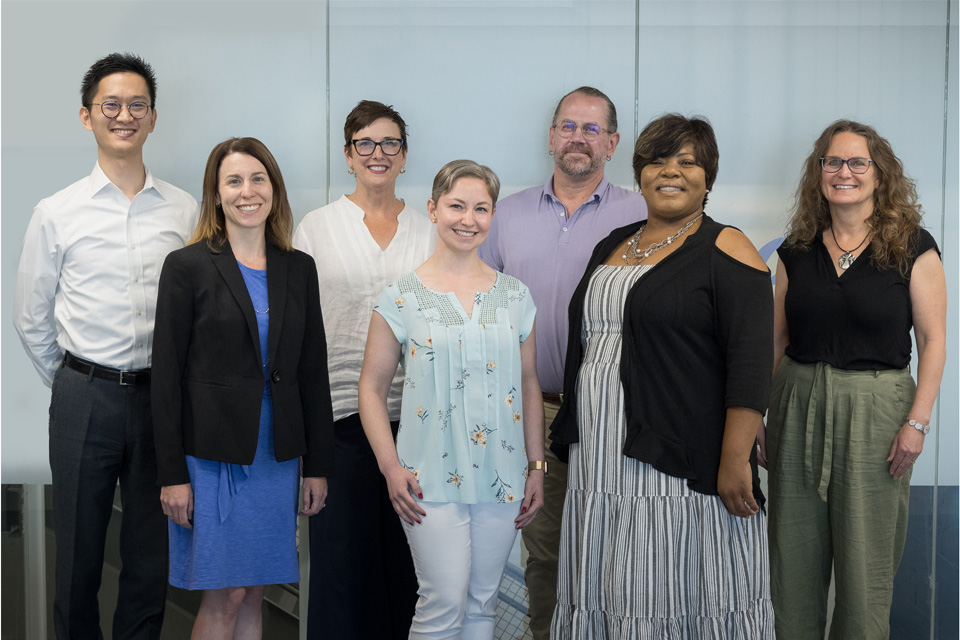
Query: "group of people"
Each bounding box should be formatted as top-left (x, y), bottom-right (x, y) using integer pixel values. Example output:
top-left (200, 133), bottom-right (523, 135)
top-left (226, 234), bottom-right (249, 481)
top-left (12, 51), bottom-right (945, 640)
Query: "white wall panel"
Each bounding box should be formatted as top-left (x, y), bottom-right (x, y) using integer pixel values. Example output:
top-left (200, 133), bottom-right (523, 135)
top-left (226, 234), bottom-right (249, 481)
top-left (1, 0), bottom-right (955, 498)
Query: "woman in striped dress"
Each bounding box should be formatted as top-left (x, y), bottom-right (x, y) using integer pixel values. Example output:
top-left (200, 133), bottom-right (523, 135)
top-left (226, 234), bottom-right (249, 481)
top-left (549, 114), bottom-right (775, 638)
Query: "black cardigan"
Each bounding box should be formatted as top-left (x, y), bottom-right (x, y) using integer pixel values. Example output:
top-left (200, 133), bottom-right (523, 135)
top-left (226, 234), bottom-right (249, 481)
top-left (549, 215), bottom-right (773, 503)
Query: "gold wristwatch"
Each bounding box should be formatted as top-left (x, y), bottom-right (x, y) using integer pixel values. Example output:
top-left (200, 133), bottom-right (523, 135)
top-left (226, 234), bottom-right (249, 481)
top-left (528, 460), bottom-right (549, 476)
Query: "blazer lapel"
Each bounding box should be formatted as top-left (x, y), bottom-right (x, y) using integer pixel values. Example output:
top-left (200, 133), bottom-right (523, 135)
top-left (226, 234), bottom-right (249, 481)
top-left (210, 241), bottom-right (263, 368)
top-left (265, 243), bottom-right (288, 369)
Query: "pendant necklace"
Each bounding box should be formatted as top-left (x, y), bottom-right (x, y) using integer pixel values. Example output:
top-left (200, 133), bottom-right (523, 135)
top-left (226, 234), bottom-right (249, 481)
top-left (830, 226), bottom-right (869, 270)
top-left (623, 214), bottom-right (703, 265)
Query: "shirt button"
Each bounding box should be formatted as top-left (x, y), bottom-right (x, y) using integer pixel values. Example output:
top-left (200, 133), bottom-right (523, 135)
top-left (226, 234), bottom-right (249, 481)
top-left (271, 370), bottom-right (281, 383)
top-left (562, 227), bottom-right (568, 232)
top-left (133, 277), bottom-right (139, 283)
top-left (136, 310), bottom-right (142, 316)
top-left (137, 342), bottom-right (143, 348)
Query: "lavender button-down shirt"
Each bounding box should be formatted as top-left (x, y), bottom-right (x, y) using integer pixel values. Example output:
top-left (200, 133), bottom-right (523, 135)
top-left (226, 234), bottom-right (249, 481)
top-left (479, 176), bottom-right (647, 393)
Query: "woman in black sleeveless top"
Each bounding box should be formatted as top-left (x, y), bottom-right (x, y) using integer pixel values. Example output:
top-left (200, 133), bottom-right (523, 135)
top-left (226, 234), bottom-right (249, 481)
top-left (765, 120), bottom-right (946, 640)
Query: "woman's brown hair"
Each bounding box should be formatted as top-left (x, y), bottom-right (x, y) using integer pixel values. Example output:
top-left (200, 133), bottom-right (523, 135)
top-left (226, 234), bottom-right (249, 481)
top-left (191, 137), bottom-right (294, 252)
top-left (784, 119), bottom-right (922, 274)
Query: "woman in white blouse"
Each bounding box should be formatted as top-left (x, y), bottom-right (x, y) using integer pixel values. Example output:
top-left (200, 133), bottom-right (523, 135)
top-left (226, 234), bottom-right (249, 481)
top-left (294, 100), bottom-right (435, 640)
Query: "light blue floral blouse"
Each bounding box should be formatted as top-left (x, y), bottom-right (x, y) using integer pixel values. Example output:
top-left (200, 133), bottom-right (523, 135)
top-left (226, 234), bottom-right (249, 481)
top-left (375, 271), bottom-right (536, 504)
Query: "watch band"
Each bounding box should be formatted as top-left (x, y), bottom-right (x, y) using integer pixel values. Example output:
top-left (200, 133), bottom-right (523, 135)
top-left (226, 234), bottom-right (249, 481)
top-left (528, 460), bottom-right (549, 476)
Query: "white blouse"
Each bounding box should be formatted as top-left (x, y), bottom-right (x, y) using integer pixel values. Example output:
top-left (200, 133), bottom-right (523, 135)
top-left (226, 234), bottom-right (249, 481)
top-left (293, 195), bottom-right (435, 422)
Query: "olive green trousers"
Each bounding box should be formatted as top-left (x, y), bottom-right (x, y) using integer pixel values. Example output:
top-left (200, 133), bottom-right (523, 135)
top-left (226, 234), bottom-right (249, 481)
top-left (767, 357), bottom-right (916, 640)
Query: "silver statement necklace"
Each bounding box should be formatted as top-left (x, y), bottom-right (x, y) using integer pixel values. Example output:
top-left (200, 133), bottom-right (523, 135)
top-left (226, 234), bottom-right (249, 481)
top-left (830, 226), bottom-right (869, 270)
top-left (623, 214), bottom-right (703, 265)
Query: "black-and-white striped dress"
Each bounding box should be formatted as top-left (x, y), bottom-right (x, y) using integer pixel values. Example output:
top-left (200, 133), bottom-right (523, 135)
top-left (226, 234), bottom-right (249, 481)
top-left (551, 265), bottom-right (774, 639)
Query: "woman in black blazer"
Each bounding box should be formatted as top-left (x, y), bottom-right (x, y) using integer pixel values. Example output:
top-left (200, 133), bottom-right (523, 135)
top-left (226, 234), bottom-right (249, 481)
top-left (153, 137), bottom-right (334, 638)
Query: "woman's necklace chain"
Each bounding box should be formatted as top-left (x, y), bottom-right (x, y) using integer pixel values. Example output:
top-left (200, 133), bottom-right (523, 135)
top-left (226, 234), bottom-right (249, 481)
top-left (622, 214), bottom-right (703, 265)
top-left (830, 226), bottom-right (869, 270)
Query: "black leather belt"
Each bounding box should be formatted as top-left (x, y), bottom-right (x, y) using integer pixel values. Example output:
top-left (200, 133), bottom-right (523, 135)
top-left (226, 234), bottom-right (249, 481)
top-left (64, 352), bottom-right (151, 386)
top-left (542, 392), bottom-right (563, 405)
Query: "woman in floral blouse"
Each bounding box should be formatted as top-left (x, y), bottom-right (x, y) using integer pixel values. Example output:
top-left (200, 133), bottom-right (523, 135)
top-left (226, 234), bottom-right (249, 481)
top-left (359, 159), bottom-right (545, 639)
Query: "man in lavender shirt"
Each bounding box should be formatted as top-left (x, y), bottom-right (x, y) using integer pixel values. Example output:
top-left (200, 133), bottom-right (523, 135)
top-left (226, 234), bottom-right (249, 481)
top-left (478, 86), bottom-right (646, 639)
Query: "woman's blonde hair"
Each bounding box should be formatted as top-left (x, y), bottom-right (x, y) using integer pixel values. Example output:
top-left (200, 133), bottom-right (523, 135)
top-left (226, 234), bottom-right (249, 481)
top-left (784, 120), bottom-right (922, 274)
top-left (191, 137), bottom-right (294, 252)
top-left (431, 159), bottom-right (500, 205)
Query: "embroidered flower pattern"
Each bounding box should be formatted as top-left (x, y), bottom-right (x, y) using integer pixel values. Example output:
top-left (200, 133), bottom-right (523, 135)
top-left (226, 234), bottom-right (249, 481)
top-left (470, 424), bottom-right (494, 447)
top-left (400, 459), bottom-right (420, 481)
top-left (500, 439), bottom-right (515, 453)
top-left (416, 406), bottom-right (428, 424)
top-left (437, 405), bottom-right (456, 431)
top-left (491, 471), bottom-right (513, 503)
top-left (504, 387), bottom-right (515, 406)
top-left (514, 411), bottom-right (522, 423)
top-left (395, 296), bottom-right (405, 309)
top-left (486, 361), bottom-right (497, 374)
top-left (447, 470), bottom-right (462, 489)
top-left (411, 338), bottom-right (435, 361)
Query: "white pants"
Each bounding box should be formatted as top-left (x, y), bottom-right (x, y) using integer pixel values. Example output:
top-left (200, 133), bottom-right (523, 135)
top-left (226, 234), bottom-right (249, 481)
top-left (402, 501), bottom-right (520, 640)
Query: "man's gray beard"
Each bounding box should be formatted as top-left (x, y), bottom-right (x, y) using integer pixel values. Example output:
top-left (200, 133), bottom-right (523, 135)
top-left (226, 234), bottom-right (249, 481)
top-left (556, 147), bottom-right (603, 177)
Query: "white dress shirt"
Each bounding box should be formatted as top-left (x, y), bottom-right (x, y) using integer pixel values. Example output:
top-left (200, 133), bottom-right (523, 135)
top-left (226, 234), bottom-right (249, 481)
top-left (13, 163), bottom-right (199, 387)
top-left (294, 195), bottom-right (435, 422)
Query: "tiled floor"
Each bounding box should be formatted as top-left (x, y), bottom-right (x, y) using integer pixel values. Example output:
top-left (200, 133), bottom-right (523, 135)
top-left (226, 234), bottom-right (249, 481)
top-left (495, 561), bottom-right (533, 640)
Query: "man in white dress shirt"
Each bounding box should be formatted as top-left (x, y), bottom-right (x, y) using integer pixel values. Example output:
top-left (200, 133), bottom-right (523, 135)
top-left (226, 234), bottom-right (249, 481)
top-left (13, 53), bottom-right (198, 639)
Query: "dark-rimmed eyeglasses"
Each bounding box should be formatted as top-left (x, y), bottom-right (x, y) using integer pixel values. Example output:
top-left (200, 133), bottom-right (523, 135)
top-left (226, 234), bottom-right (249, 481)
top-left (553, 120), bottom-right (608, 140)
top-left (92, 101), bottom-right (151, 119)
top-left (351, 138), bottom-right (403, 156)
top-left (820, 156), bottom-right (873, 174)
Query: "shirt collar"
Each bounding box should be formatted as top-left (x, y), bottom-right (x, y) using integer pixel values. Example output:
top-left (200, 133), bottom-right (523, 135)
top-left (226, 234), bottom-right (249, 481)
top-left (542, 174), bottom-right (611, 207)
top-left (89, 162), bottom-right (164, 200)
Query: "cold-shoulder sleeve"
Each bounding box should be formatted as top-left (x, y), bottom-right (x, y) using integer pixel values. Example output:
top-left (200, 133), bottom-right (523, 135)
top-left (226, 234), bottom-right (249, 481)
top-left (712, 248), bottom-right (774, 413)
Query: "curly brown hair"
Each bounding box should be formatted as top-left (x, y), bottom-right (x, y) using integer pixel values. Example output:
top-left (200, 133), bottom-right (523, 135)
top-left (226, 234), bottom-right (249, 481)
top-left (784, 120), bottom-right (922, 274)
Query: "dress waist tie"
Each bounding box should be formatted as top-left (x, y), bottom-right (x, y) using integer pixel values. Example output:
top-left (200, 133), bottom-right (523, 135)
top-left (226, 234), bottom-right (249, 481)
top-left (217, 462), bottom-right (252, 523)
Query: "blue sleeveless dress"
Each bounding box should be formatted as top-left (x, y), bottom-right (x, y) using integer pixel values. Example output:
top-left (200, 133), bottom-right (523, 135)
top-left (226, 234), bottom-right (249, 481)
top-left (168, 261), bottom-right (300, 589)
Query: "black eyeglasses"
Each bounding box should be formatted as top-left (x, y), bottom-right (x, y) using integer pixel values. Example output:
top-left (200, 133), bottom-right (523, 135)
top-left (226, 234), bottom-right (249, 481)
top-left (553, 120), bottom-right (608, 140)
top-left (92, 101), bottom-right (151, 119)
top-left (821, 156), bottom-right (873, 174)
top-left (351, 138), bottom-right (403, 156)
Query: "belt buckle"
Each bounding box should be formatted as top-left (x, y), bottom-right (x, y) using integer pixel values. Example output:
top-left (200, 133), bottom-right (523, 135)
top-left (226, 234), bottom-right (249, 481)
top-left (119, 370), bottom-right (135, 386)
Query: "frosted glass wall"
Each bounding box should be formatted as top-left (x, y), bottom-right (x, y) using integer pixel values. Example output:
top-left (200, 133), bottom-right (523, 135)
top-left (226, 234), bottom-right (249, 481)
top-left (3, 0), bottom-right (955, 634)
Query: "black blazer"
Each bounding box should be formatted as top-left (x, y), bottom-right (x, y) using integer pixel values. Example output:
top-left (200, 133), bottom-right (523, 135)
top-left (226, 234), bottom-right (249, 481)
top-left (152, 239), bottom-right (334, 486)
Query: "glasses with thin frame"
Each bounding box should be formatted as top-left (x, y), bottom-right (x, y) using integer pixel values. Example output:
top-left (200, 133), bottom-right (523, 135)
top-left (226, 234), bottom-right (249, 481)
top-left (553, 120), bottom-right (608, 140)
top-left (820, 156), bottom-right (873, 174)
top-left (351, 138), bottom-right (403, 156)
top-left (91, 101), bottom-right (152, 119)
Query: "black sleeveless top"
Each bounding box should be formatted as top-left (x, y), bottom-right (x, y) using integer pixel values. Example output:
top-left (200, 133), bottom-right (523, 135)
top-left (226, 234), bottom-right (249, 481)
top-left (779, 228), bottom-right (939, 371)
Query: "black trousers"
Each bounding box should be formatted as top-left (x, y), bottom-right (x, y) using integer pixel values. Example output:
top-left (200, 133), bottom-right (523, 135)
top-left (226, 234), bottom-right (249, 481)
top-left (306, 413), bottom-right (418, 640)
top-left (48, 363), bottom-right (168, 640)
